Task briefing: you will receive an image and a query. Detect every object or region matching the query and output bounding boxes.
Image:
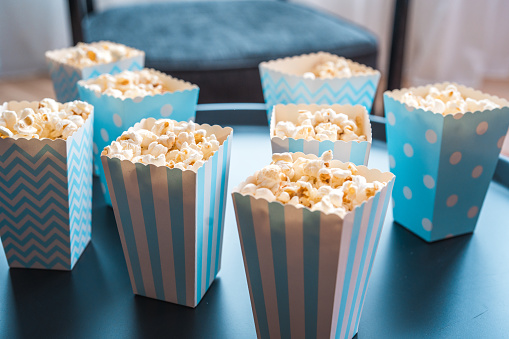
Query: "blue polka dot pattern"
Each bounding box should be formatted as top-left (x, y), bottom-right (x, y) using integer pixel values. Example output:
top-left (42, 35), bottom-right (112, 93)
top-left (384, 93), bottom-right (509, 242)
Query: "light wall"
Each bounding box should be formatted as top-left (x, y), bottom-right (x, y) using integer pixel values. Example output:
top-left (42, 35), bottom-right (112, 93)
top-left (0, 0), bottom-right (71, 78)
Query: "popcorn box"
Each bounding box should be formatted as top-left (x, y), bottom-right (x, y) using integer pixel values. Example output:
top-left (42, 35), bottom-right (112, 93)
top-left (232, 154), bottom-right (395, 339)
top-left (101, 118), bottom-right (232, 307)
top-left (270, 104), bottom-right (372, 165)
top-left (45, 42), bottom-right (145, 103)
top-left (78, 69), bottom-right (199, 205)
top-left (259, 52), bottom-right (381, 119)
top-left (385, 83), bottom-right (509, 242)
top-left (0, 101), bottom-right (93, 270)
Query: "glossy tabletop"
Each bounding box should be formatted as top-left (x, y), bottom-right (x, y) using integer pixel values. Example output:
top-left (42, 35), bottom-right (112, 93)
top-left (1, 120), bottom-right (509, 338)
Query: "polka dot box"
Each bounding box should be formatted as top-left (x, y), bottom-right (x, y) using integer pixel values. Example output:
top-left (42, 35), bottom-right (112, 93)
top-left (77, 70), bottom-right (199, 206)
top-left (384, 83), bottom-right (509, 242)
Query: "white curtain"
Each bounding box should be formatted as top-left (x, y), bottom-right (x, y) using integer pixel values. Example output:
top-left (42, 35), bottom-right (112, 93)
top-left (407, 0), bottom-right (509, 88)
top-left (1, 0), bottom-right (508, 90)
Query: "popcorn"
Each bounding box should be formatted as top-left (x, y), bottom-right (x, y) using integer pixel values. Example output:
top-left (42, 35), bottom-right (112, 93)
top-left (132, 154), bottom-right (166, 166)
top-left (103, 119), bottom-right (221, 171)
top-left (60, 42), bottom-right (137, 68)
top-left (237, 151), bottom-right (386, 217)
top-left (303, 58), bottom-right (363, 80)
top-left (83, 69), bottom-right (172, 99)
top-left (315, 122), bottom-right (340, 141)
top-left (240, 183), bottom-right (257, 196)
top-left (401, 84), bottom-right (500, 115)
top-left (0, 126), bottom-right (13, 137)
top-left (0, 98), bottom-right (92, 140)
top-left (274, 108), bottom-right (366, 142)
top-left (255, 188), bottom-right (276, 202)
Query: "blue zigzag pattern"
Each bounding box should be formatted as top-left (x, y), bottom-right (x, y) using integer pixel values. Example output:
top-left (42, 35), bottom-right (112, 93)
top-left (0, 142), bottom-right (71, 269)
top-left (0, 119), bottom-right (93, 270)
top-left (67, 119), bottom-right (93, 268)
top-left (49, 61), bottom-right (144, 103)
top-left (87, 62), bottom-right (143, 79)
top-left (260, 71), bottom-right (378, 115)
top-left (8, 254), bottom-right (69, 269)
top-left (49, 65), bottom-right (82, 103)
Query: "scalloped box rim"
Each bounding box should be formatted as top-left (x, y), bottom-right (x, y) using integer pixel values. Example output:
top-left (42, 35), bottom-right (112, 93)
top-left (269, 103), bottom-right (373, 147)
top-left (0, 100), bottom-right (93, 144)
top-left (231, 151), bottom-right (395, 221)
top-left (384, 82), bottom-right (509, 119)
top-left (77, 68), bottom-right (199, 103)
top-left (45, 41), bottom-right (145, 71)
top-left (101, 117), bottom-right (233, 174)
top-left (259, 51), bottom-right (381, 81)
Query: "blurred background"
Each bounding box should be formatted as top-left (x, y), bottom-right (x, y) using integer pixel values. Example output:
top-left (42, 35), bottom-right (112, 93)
top-left (0, 0), bottom-right (508, 154)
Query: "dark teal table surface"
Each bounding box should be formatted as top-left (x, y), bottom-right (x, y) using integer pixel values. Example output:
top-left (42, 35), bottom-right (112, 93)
top-left (1, 113), bottom-right (509, 338)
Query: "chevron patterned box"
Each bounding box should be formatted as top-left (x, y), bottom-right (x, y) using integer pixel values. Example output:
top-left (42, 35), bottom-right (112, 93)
top-left (0, 101), bottom-right (93, 270)
top-left (232, 156), bottom-right (395, 339)
top-left (77, 69), bottom-right (199, 206)
top-left (259, 52), bottom-right (381, 119)
top-left (45, 42), bottom-right (145, 103)
top-left (270, 104), bottom-right (372, 165)
top-left (385, 83), bottom-right (509, 242)
top-left (101, 119), bottom-right (232, 307)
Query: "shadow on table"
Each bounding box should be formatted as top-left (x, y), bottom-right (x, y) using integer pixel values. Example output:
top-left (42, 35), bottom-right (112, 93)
top-left (361, 221), bottom-right (478, 337)
top-left (131, 277), bottom-right (225, 338)
top-left (5, 241), bottom-right (110, 338)
top-left (130, 271), bottom-right (256, 339)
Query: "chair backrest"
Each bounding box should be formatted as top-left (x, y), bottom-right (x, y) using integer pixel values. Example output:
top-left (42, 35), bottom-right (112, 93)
top-left (68, 0), bottom-right (286, 45)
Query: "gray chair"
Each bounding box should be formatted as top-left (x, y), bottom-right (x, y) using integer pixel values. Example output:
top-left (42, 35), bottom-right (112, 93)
top-left (68, 0), bottom-right (378, 103)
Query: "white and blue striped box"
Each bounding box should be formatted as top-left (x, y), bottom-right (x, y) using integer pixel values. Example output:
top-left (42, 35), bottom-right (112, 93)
top-left (385, 83), bottom-right (509, 242)
top-left (101, 119), bottom-right (232, 307)
top-left (232, 154), bottom-right (395, 339)
top-left (259, 52), bottom-right (381, 119)
top-left (270, 104), bottom-right (372, 166)
top-left (45, 42), bottom-right (145, 103)
top-left (78, 69), bottom-right (199, 206)
top-left (0, 101), bottom-right (93, 270)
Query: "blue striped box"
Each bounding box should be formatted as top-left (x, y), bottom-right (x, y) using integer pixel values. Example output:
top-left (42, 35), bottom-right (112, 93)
top-left (0, 101), bottom-right (93, 270)
top-left (259, 52), bottom-right (381, 119)
top-left (270, 104), bottom-right (372, 165)
top-left (45, 43), bottom-right (145, 103)
top-left (385, 83), bottom-right (509, 242)
top-left (78, 69), bottom-right (199, 206)
top-left (101, 120), bottom-right (232, 307)
top-left (232, 155), bottom-right (395, 339)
